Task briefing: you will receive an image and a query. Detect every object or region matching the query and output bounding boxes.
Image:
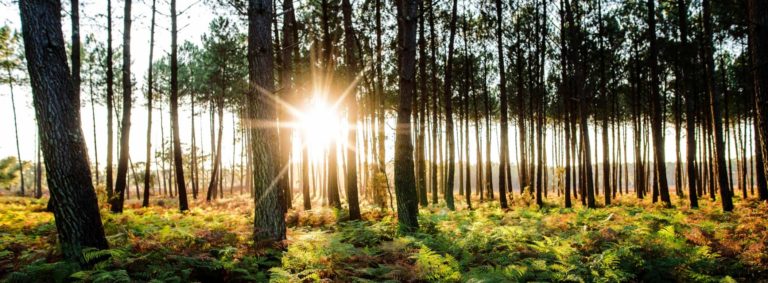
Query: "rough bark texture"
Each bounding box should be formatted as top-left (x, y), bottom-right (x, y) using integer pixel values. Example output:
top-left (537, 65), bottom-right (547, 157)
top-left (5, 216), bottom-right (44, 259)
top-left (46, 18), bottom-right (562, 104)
top-left (748, 0), bottom-right (768, 201)
top-left (19, 0), bottom-right (108, 261)
top-left (394, 0), bottom-right (419, 232)
top-left (248, 0), bottom-right (286, 243)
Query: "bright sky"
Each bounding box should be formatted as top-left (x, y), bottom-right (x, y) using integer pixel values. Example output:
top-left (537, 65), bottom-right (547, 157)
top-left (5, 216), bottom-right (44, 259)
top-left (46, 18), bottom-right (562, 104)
top-left (0, 0), bottom-right (755, 171)
top-left (0, 0), bottom-right (229, 167)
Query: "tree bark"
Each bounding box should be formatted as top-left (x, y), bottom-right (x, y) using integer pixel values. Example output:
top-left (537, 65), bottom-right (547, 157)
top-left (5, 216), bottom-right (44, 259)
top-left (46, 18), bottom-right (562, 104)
top-left (416, 0), bottom-right (428, 208)
top-left (678, 0), bottom-right (698, 208)
top-left (341, 0), bottom-right (361, 219)
top-left (142, 0), bottom-right (156, 208)
top-left (748, 0), bottom-right (768, 201)
top-left (171, 0), bottom-right (190, 211)
top-left (702, 0), bottom-right (733, 211)
top-left (19, 0), bottom-right (109, 261)
top-left (495, 0), bottom-right (509, 209)
top-left (647, 0), bottom-right (671, 207)
top-left (106, 0), bottom-right (115, 201)
top-left (394, 0), bottom-right (419, 232)
top-left (111, 0), bottom-right (132, 213)
top-left (280, 0), bottom-right (298, 211)
top-left (248, 0), bottom-right (286, 243)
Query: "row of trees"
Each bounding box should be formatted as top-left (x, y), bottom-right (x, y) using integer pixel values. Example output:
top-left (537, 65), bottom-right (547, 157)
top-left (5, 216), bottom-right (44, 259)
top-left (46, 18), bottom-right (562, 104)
top-left (10, 0), bottom-right (768, 260)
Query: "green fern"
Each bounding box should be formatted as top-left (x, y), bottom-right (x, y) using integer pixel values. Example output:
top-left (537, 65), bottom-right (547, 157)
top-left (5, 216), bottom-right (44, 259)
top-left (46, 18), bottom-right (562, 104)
top-left (412, 245), bottom-right (461, 282)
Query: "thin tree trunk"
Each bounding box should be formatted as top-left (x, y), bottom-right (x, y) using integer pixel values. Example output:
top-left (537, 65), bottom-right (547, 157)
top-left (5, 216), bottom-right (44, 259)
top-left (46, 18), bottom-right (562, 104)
top-left (341, 0), bottom-right (361, 219)
top-left (106, 0), bottom-right (115, 201)
top-left (495, 0), bottom-right (509, 209)
top-left (142, 0), bottom-right (156, 207)
top-left (703, 0), bottom-right (733, 211)
top-left (8, 66), bottom-right (24, 196)
top-left (171, 0), bottom-right (189, 211)
top-left (111, 0), bottom-right (132, 213)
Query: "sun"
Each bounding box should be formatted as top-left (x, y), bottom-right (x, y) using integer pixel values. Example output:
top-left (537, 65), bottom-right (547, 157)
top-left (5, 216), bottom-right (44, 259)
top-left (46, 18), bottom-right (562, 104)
top-left (298, 96), bottom-right (345, 156)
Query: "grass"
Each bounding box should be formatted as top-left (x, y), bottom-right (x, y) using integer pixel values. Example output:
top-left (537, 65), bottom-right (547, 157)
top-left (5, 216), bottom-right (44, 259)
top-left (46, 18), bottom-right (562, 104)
top-left (1, 194), bottom-right (767, 282)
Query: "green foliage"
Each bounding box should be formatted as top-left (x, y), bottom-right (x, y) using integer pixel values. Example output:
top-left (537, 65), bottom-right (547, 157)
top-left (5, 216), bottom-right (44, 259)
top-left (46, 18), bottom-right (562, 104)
top-left (2, 196), bottom-right (767, 282)
top-left (412, 246), bottom-right (461, 282)
top-left (0, 157), bottom-right (22, 188)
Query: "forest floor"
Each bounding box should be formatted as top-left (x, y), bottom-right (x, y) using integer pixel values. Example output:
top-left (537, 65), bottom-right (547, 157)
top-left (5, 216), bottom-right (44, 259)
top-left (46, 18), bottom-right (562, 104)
top-left (1, 193), bottom-right (767, 282)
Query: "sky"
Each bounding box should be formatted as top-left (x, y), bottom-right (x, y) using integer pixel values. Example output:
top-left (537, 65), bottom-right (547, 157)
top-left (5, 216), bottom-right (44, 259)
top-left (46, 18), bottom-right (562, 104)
top-left (0, 0), bottom-right (756, 172)
top-left (0, 0), bottom-right (229, 167)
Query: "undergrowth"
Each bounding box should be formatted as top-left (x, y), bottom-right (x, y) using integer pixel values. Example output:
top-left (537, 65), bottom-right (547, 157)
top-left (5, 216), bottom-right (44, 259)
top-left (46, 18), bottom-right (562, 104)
top-left (1, 195), bottom-right (767, 282)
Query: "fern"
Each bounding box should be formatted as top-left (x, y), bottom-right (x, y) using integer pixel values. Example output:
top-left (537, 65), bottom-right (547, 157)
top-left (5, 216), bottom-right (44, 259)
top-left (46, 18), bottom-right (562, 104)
top-left (412, 245), bottom-right (461, 282)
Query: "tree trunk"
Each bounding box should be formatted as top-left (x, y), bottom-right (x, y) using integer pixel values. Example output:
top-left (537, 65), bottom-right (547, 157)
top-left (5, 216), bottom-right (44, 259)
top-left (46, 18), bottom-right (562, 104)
top-left (280, 0), bottom-right (298, 211)
top-left (495, 0), bottom-right (509, 209)
top-left (428, 0), bottom-right (439, 205)
top-left (171, 0), bottom-right (189, 211)
top-left (748, 0), bottom-right (768, 201)
top-left (341, 0), bottom-right (361, 219)
top-left (394, 0), bottom-right (419, 232)
top-left (19, 0), bottom-right (109, 261)
top-left (440, 0), bottom-right (458, 210)
top-left (647, 0), bottom-right (671, 207)
top-left (416, 0), bottom-right (428, 208)
top-left (142, 0), bottom-right (156, 207)
top-left (248, 0), bottom-right (286, 243)
top-left (8, 66), bottom-right (25, 196)
top-left (208, 99), bottom-right (225, 201)
top-left (106, 0), bottom-right (115, 201)
top-left (702, 0), bottom-right (733, 211)
top-left (111, 0), bottom-right (132, 213)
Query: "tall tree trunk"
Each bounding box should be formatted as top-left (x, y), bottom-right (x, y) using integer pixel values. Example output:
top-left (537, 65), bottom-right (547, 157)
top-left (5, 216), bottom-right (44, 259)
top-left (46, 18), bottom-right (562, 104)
top-left (374, 0), bottom-right (387, 210)
top-left (106, 0), bottom-right (115, 201)
top-left (415, 0), bottom-right (428, 208)
top-left (248, 0), bottom-right (286, 243)
top-left (495, 0), bottom-right (509, 209)
top-left (171, 0), bottom-right (189, 211)
top-left (341, 0), bottom-right (361, 219)
top-left (442, 0), bottom-right (458, 210)
top-left (280, 0), bottom-right (297, 211)
top-left (678, 0), bottom-right (698, 208)
top-left (428, 0), bottom-right (439, 205)
top-left (394, 0), bottom-right (419, 232)
top-left (598, 0), bottom-right (610, 206)
top-left (88, 68), bottom-right (99, 186)
top-left (321, 0), bottom-right (341, 209)
top-left (19, 0), bottom-right (109, 261)
top-left (647, 0), bottom-right (671, 207)
top-left (191, 97), bottom-right (199, 199)
top-left (142, 0), bottom-right (156, 208)
top-left (111, 0), bottom-right (132, 213)
top-left (748, 0), bottom-right (768, 201)
top-left (702, 0), bottom-right (733, 211)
